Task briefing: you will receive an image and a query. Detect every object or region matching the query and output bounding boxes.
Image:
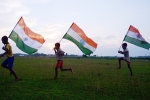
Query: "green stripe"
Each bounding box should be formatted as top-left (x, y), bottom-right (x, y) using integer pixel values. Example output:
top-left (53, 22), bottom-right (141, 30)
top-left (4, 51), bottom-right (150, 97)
top-left (9, 31), bottom-right (37, 54)
top-left (63, 33), bottom-right (92, 55)
top-left (124, 36), bottom-right (150, 49)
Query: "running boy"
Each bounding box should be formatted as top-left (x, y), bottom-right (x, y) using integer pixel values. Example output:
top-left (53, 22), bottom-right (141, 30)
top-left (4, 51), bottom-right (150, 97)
top-left (118, 43), bottom-right (133, 76)
top-left (54, 42), bottom-right (73, 80)
top-left (0, 36), bottom-right (18, 81)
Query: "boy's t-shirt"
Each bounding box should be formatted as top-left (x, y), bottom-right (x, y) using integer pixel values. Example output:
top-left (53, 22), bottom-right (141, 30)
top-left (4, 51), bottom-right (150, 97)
top-left (55, 48), bottom-right (65, 60)
top-left (5, 44), bottom-right (13, 57)
top-left (123, 48), bottom-right (130, 62)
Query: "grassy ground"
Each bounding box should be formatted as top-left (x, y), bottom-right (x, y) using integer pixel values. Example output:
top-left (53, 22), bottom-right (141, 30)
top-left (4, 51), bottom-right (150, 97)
top-left (0, 57), bottom-right (150, 100)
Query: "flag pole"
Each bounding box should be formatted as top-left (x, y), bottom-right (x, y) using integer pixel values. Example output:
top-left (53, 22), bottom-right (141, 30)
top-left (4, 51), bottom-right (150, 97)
top-left (118, 25), bottom-right (131, 51)
top-left (8, 16), bottom-right (23, 38)
top-left (59, 37), bottom-right (64, 43)
top-left (118, 33), bottom-right (128, 51)
top-left (118, 40), bottom-right (124, 51)
top-left (59, 22), bottom-right (74, 43)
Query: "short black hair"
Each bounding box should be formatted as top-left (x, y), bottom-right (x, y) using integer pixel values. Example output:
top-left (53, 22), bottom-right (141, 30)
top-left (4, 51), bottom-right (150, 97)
top-left (1, 36), bottom-right (8, 41)
top-left (55, 42), bottom-right (60, 47)
top-left (122, 43), bottom-right (127, 47)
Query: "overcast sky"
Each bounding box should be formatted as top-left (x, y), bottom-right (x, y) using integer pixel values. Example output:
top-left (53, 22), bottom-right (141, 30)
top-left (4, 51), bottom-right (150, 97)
top-left (0, 0), bottom-right (150, 56)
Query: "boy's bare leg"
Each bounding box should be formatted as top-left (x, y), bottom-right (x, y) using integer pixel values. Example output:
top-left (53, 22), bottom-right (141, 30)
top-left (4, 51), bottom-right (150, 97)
top-left (126, 61), bottom-right (132, 76)
top-left (1, 64), bottom-right (18, 80)
top-left (1, 64), bottom-right (9, 69)
top-left (70, 68), bottom-right (73, 73)
top-left (60, 68), bottom-right (73, 73)
top-left (54, 68), bottom-right (58, 80)
top-left (1, 64), bottom-right (12, 75)
top-left (9, 69), bottom-right (18, 81)
top-left (118, 58), bottom-right (123, 69)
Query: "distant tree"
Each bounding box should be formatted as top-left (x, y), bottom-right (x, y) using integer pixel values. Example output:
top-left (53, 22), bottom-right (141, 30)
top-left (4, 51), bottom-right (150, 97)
top-left (82, 54), bottom-right (87, 58)
top-left (65, 53), bottom-right (68, 56)
top-left (93, 55), bottom-right (96, 57)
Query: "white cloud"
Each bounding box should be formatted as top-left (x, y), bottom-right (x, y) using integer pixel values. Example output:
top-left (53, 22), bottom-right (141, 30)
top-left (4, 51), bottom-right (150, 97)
top-left (37, 23), bottom-right (67, 40)
top-left (27, 23), bottom-right (69, 52)
top-left (0, 0), bottom-right (30, 35)
top-left (0, 0), bottom-right (29, 18)
top-left (23, 18), bottom-right (38, 27)
top-left (0, 0), bottom-right (30, 52)
top-left (37, 0), bottom-right (49, 3)
top-left (0, 0), bottom-right (149, 56)
top-left (0, 0), bottom-right (21, 13)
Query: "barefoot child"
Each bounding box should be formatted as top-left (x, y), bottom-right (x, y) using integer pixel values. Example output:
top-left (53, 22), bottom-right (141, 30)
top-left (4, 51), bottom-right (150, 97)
top-left (0, 36), bottom-right (18, 81)
top-left (118, 43), bottom-right (133, 76)
top-left (54, 42), bottom-right (73, 80)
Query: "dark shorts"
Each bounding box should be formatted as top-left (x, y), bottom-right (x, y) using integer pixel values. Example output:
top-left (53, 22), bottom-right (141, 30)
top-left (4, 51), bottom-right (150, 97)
top-left (2, 56), bottom-right (14, 69)
top-left (56, 60), bottom-right (63, 68)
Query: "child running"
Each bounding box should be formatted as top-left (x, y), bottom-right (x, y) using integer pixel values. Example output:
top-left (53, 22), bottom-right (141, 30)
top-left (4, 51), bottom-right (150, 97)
top-left (0, 36), bottom-right (18, 81)
top-left (53, 42), bottom-right (73, 80)
top-left (118, 43), bottom-right (133, 76)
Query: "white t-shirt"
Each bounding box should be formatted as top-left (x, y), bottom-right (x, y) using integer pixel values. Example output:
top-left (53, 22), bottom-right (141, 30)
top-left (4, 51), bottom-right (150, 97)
top-left (55, 48), bottom-right (65, 60)
top-left (123, 48), bottom-right (130, 62)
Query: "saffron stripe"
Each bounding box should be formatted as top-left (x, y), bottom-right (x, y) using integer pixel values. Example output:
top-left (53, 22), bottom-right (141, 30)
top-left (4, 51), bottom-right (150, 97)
top-left (70, 23), bottom-right (97, 48)
top-left (67, 28), bottom-right (96, 52)
top-left (18, 17), bottom-right (45, 44)
top-left (128, 25), bottom-right (141, 35)
top-left (13, 24), bottom-right (43, 49)
top-left (126, 31), bottom-right (147, 42)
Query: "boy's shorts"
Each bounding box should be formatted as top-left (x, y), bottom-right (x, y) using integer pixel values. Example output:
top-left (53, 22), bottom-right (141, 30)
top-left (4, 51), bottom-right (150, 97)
top-left (123, 57), bottom-right (130, 62)
top-left (2, 56), bottom-right (14, 69)
top-left (56, 60), bottom-right (63, 68)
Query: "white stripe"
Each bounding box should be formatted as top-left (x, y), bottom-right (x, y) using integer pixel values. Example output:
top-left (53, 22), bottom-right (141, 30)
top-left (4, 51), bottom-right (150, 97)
top-left (127, 31), bottom-right (147, 42)
top-left (13, 24), bottom-right (42, 49)
top-left (67, 28), bottom-right (96, 52)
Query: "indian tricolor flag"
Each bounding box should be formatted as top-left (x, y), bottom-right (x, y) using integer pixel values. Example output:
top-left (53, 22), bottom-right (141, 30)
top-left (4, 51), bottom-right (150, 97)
top-left (9, 17), bottom-right (45, 54)
top-left (63, 23), bottom-right (97, 55)
top-left (124, 25), bottom-right (150, 49)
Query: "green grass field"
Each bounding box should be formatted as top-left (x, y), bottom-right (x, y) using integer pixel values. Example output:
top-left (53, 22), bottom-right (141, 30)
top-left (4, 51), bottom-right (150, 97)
top-left (0, 57), bottom-right (150, 100)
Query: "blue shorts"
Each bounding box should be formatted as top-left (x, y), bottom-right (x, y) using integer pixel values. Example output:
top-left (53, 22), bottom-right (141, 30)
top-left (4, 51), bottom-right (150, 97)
top-left (2, 56), bottom-right (14, 69)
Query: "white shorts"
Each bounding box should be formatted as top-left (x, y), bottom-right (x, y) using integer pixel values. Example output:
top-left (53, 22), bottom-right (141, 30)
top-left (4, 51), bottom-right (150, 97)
top-left (123, 57), bottom-right (130, 62)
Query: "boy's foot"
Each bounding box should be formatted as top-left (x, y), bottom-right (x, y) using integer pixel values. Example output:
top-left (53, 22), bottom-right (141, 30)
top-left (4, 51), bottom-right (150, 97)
top-left (70, 68), bottom-right (73, 73)
top-left (118, 66), bottom-right (121, 69)
top-left (54, 77), bottom-right (57, 80)
top-left (54, 78), bottom-right (57, 80)
top-left (15, 78), bottom-right (19, 81)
